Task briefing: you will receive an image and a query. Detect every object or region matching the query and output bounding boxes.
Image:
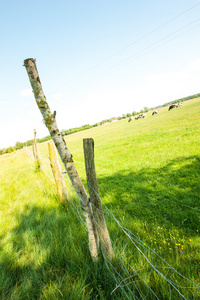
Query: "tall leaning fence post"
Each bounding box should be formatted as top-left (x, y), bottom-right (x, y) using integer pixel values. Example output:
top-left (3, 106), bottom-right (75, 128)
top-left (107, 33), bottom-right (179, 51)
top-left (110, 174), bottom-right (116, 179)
top-left (83, 138), bottom-right (113, 259)
top-left (24, 58), bottom-right (99, 262)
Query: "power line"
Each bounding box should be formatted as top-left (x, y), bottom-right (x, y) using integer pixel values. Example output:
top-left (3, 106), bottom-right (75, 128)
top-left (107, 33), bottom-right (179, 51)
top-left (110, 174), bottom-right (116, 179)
top-left (56, 2), bottom-right (200, 91)
top-left (61, 18), bottom-right (200, 95)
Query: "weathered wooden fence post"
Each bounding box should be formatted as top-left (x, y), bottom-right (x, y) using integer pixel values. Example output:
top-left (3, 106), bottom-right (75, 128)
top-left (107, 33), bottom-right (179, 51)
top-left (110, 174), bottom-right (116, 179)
top-left (34, 129), bottom-right (40, 160)
top-left (48, 141), bottom-right (69, 205)
top-left (33, 129), bottom-right (40, 169)
top-left (24, 58), bottom-right (99, 261)
top-left (83, 138), bottom-right (113, 259)
top-left (32, 140), bottom-right (36, 158)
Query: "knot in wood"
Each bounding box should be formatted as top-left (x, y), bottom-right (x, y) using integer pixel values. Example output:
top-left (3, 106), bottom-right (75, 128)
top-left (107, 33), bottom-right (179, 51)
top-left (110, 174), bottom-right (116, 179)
top-left (63, 154), bottom-right (73, 164)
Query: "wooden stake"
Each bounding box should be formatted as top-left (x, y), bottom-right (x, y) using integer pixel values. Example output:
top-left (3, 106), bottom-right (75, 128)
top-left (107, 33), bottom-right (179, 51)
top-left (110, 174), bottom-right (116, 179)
top-left (24, 58), bottom-right (99, 261)
top-left (33, 129), bottom-right (40, 169)
top-left (32, 140), bottom-right (36, 158)
top-left (34, 129), bottom-right (40, 160)
top-left (83, 138), bottom-right (113, 259)
top-left (48, 141), bottom-right (69, 205)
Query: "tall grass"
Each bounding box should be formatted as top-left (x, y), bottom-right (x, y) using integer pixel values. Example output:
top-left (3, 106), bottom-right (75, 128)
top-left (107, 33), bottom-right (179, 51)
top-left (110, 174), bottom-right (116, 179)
top-left (0, 98), bottom-right (199, 299)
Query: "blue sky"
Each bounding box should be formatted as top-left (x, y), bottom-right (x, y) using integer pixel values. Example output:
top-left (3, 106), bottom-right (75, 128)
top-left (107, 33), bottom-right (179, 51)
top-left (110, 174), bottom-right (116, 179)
top-left (0, 0), bottom-right (200, 148)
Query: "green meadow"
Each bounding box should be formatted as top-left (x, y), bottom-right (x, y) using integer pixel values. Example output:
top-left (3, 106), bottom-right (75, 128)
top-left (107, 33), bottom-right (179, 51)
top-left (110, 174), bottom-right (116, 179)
top-left (0, 98), bottom-right (200, 299)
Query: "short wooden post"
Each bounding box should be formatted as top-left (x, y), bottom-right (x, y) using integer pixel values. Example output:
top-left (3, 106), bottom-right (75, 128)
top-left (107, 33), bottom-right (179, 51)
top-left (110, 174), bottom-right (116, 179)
top-left (24, 58), bottom-right (99, 261)
top-left (33, 129), bottom-right (40, 169)
top-left (34, 129), bottom-right (40, 160)
top-left (32, 140), bottom-right (36, 158)
top-left (48, 141), bottom-right (69, 205)
top-left (83, 138), bottom-right (113, 259)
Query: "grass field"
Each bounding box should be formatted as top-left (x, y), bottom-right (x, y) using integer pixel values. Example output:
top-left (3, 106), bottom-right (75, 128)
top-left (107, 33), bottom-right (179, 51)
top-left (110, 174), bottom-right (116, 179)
top-left (0, 98), bottom-right (200, 299)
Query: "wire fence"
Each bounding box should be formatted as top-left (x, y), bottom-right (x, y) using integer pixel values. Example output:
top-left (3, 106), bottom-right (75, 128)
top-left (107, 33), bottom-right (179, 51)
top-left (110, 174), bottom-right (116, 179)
top-left (89, 183), bottom-right (200, 299)
top-left (26, 147), bottom-right (200, 299)
top-left (62, 170), bottom-right (200, 299)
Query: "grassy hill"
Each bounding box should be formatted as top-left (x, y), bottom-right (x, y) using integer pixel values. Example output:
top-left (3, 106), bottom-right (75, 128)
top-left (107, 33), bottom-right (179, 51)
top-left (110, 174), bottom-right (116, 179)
top-left (0, 98), bottom-right (199, 299)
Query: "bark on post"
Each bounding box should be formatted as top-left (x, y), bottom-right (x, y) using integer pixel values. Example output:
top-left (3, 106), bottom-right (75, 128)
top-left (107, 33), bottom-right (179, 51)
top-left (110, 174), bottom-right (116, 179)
top-left (48, 141), bottom-right (69, 205)
top-left (32, 140), bottom-right (36, 158)
top-left (33, 129), bottom-right (40, 169)
top-left (24, 58), bottom-right (99, 261)
top-left (83, 138), bottom-right (113, 259)
top-left (34, 129), bottom-right (40, 160)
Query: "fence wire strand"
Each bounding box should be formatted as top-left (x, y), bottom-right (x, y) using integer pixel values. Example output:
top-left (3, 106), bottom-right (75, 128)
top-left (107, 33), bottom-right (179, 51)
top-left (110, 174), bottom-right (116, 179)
top-left (88, 182), bottom-right (200, 299)
top-left (27, 147), bottom-right (200, 299)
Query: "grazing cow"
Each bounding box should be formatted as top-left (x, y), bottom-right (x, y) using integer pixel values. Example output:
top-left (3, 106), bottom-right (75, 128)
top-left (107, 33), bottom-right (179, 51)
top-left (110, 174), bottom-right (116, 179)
top-left (135, 114), bottom-right (142, 120)
top-left (135, 113), bottom-right (146, 120)
top-left (128, 117), bottom-right (133, 122)
top-left (168, 104), bottom-right (178, 111)
top-left (152, 110), bottom-right (159, 115)
top-left (177, 103), bottom-right (182, 107)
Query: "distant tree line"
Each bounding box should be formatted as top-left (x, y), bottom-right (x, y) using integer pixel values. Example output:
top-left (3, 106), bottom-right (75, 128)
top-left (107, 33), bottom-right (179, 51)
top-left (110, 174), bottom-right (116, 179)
top-left (150, 93), bottom-right (200, 110)
top-left (118, 106), bottom-right (149, 120)
top-left (1, 93), bottom-right (199, 155)
top-left (0, 124), bottom-right (96, 155)
top-left (61, 124), bottom-right (96, 136)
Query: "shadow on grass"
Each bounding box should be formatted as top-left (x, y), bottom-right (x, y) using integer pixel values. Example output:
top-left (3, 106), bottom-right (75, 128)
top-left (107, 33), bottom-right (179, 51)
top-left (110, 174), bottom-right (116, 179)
top-left (0, 201), bottom-right (124, 299)
top-left (0, 155), bottom-right (199, 299)
top-left (0, 205), bottom-right (81, 299)
top-left (96, 155), bottom-right (200, 233)
top-left (91, 155), bottom-right (200, 299)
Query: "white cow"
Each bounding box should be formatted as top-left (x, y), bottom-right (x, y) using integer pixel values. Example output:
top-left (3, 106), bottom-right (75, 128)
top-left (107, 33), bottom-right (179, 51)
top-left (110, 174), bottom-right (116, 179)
top-left (135, 113), bottom-right (146, 120)
top-left (128, 117), bottom-right (133, 122)
top-left (152, 110), bottom-right (159, 115)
